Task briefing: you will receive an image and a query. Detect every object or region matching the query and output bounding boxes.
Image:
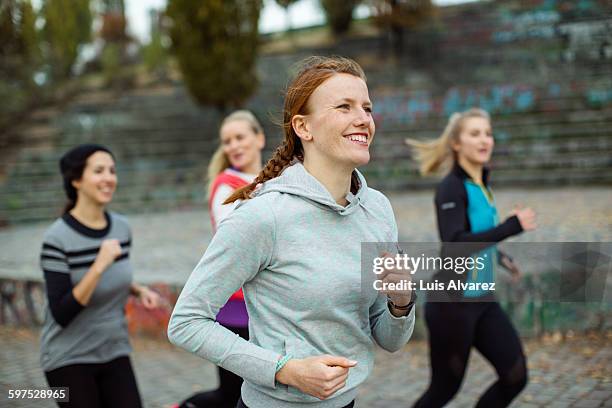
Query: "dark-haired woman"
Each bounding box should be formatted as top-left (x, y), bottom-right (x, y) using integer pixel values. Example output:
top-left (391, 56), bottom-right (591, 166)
top-left (40, 144), bottom-right (160, 408)
top-left (168, 56), bottom-right (417, 408)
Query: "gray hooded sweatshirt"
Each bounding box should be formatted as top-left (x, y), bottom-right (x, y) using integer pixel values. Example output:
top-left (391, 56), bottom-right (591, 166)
top-left (168, 162), bottom-right (415, 408)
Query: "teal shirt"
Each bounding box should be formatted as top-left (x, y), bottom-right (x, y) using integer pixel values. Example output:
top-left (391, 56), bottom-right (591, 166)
top-left (463, 180), bottom-right (498, 298)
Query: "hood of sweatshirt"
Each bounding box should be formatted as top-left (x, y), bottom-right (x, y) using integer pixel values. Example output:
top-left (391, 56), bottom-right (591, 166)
top-left (251, 162), bottom-right (367, 216)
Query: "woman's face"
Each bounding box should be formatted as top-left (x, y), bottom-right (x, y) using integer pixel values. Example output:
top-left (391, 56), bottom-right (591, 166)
top-left (220, 120), bottom-right (264, 172)
top-left (72, 151), bottom-right (117, 206)
top-left (300, 73), bottom-right (375, 170)
top-left (452, 116), bottom-right (494, 166)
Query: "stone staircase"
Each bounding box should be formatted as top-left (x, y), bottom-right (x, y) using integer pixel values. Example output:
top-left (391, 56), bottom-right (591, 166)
top-left (1, 0), bottom-right (611, 225)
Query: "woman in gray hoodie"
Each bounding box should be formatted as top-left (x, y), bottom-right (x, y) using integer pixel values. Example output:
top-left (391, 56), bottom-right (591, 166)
top-left (168, 56), bottom-right (416, 408)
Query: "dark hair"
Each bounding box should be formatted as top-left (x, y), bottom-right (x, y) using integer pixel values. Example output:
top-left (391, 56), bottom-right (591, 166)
top-left (59, 144), bottom-right (114, 213)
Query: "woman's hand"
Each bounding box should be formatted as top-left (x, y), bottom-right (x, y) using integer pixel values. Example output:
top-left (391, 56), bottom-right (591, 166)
top-left (500, 254), bottom-right (522, 284)
top-left (509, 205), bottom-right (537, 231)
top-left (92, 239), bottom-right (122, 274)
top-left (276, 355), bottom-right (357, 400)
top-left (377, 252), bottom-right (412, 310)
top-left (136, 285), bottom-right (162, 309)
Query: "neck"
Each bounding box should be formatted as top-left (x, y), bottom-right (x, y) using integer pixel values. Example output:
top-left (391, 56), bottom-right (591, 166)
top-left (457, 156), bottom-right (483, 185)
top-left (239, 156), bottom-right (263, 175)
top-left (303, 156), bottom-right (352, 206)
top-left (70, 199), bottom-right (107, 228)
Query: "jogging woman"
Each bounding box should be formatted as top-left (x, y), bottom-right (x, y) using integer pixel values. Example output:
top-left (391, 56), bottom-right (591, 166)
top-left (40, 144), bottom-right (160, 407)
top-left (168, 56), bottom-right (416, 408)
top-left (407, 108), bottom-right (536, 407)
top-left (177, 110), bottom-right (265, 408)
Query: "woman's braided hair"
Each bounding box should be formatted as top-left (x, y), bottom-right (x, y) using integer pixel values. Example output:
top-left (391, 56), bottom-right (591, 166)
top-left (224, 55), bottom-right (366, 204)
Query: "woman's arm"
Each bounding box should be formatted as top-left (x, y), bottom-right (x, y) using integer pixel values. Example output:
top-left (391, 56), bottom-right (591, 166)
top-left (435, 180), bottom-right (523, 245)
top-left (168, 199), bottom-right (282, 389)
top-left (367, 195), bottom-right (415, 352)
top-left (369, 294), bottom-right (416, 352)
top-left (41, 238), bottom-right (120, 327)
top-left (210, 184), bottom-right (238, 228)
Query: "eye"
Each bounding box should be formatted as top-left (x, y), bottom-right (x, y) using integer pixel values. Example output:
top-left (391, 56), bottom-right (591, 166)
top-left (337, 104), bottom-right (350, 110)
top-left (364, 106), bottom-right (372, 113)
top-left (110, 167), bottom-right (116, 174)
top-left (236, 134), bottom-right (244, 141)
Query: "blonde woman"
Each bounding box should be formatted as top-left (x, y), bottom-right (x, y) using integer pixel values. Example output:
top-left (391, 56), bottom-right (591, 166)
top-left (177, 111), bottom-right (265, 408)
top-left (407, 109), bottom-right (537, 407)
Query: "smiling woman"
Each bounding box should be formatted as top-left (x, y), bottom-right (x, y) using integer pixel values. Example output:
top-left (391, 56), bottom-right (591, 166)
top-left (39, 144), bottom-right (161, 408)
top-left (168, 56), bottom-right (416, 408)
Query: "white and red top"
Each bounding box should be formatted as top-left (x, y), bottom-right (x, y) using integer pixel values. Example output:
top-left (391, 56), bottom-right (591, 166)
top-left (209, 168), bottom-right (256, 303)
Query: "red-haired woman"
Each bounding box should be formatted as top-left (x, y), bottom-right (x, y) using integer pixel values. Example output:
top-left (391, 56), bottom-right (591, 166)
top-left (169, 56), bottom-right (417, 408)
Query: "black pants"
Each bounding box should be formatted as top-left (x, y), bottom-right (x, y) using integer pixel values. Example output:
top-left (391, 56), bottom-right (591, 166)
top-left (236, 397), bottom-right (355, 408)
top-left (45, 356), bottom-right (142, 408)
top-left (179, 326), bottom-right (249, 408)
top-left (413, 301), bottom-right (528, 408)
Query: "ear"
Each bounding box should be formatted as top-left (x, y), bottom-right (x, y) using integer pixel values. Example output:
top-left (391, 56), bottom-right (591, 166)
top-left (450, 138), bottom-right (461, 153)
top-left (255, 132), bottom-right (265, 150)
top-left (291, 114), bottom-right (312, 142)
top-left (71, 179), bottom-right (81, 190)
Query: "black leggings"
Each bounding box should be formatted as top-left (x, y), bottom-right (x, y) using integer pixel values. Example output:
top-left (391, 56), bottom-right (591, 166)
top-left (44, 356), bottom-right (142, 408)
top-left (179, 326), bottom-right (249, 408)
top-left (413, 301), bottom-right (527, 408)
top-left (236, 397), bottom-right (355, 408)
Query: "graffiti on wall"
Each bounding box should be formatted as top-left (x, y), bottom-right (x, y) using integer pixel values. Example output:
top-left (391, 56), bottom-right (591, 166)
top-left (373, 80), bottom-right (612, 126)
top-left (0, 279), bottom-right (177, 338)
top-left (491, 0), bottom-right (612, 60)
top-left (0, 279), bottom-right (45, 326)
top-left (373, 83), bottom-right (537, 125)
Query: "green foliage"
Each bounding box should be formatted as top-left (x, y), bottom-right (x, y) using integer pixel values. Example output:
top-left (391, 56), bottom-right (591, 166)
top-left (43, 0), bottom-right (92, 79)
top-left (0, 0), bottom-right (42, 130)
top-left (101, 43), bottom-right (120, 84)
top-left (19, 0), bottom-right (40, 67)
top-left (166, 0), bottom-right (263, 110)
top-left (142, 29), bottom-right (168, 76)
top-left (320, 0), bottom-right (359, 35)
top-left (275, 0), bottom-right (299, 9)
top-left (371, 0), bottom-right (435, 31)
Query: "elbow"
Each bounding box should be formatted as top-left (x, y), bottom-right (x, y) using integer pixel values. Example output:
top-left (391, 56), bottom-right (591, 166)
top-left (166, 314), bottom-right (184, 348)
top-left (50, 309), bottom-right (71, 328)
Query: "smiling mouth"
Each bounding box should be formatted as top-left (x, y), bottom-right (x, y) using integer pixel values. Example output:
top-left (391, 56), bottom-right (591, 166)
top-left (344, 134), bottom-right (369, 146)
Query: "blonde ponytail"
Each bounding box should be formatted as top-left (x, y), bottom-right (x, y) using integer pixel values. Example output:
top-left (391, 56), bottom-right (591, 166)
top-left (206, 146), bottom-right (231, 199)
top-left (406, 108), bottom-right (490, 176)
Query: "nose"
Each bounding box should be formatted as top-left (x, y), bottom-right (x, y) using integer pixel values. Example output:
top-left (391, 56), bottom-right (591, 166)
top-left (228, 139), bottom-right (240, 151)
top-left (103, 170), bottom-right (117, 184)
top-left (353, 107), bottom-right (372, 128)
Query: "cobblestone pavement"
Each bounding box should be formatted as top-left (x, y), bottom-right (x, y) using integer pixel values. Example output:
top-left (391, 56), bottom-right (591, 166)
top-left (0, 327), bottom-right (610, 408)
top-left (0, 188), bottom-right (611, 407)
top-left (1, 187), bottom-right (611, 285)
